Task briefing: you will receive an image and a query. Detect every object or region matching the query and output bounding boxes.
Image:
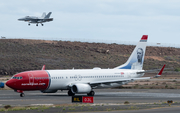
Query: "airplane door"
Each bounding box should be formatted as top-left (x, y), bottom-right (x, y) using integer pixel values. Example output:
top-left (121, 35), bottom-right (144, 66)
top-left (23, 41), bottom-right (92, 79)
top-left (28, 73), bottom-right (34, 85)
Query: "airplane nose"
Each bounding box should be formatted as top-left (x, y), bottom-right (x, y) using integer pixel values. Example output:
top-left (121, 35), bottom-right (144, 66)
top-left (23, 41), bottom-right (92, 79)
top-left (6, 80), bottom-right (14, 89)
top-left (18, 18), bottom-right (25, 21)
top-left (18, 18), bottom-right (23, 21)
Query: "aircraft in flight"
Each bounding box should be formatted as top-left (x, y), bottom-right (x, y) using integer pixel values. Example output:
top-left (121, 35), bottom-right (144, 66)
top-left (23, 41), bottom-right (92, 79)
top-left (18, 12), bottom-right (53, 26)
top-left (6, 35), bottom-right (165, 97)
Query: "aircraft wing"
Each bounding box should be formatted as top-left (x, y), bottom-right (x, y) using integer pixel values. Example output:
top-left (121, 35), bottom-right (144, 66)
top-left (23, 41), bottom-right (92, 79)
top-left (26, 18), bottom-right (53, 23)
top-left (89, 77), bottom-right (150, 87)
top-left (67, 77), bottom-right (150, 89)
top-left (43, 18), bottom-right (53, 22)
top-left (68, 65), bottom-right (166, 88)
top-left (89, 65), bottom-right (165, 87)
top-left (30, 19), bottom-right (40, 22)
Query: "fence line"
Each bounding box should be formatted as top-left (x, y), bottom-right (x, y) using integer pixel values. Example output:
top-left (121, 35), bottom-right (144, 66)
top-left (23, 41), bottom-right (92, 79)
top-left (2, 37), bottom-right (180, 48)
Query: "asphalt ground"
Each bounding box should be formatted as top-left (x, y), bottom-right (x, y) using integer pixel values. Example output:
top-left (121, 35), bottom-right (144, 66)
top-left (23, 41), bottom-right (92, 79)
top-left (0, 89), bottom-right (180, 112)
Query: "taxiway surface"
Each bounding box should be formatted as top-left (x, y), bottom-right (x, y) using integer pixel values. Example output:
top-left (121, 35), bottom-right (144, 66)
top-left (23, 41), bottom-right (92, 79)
top-left (0, 89), bottom-right (180, 106)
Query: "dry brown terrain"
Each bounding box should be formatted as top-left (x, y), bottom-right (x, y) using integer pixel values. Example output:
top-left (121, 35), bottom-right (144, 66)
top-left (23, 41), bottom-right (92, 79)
top-left (0, 39), bottom-right (180, 76)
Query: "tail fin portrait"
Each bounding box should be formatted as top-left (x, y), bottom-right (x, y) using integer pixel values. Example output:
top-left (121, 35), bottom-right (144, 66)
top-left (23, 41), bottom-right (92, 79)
top-left (114, 35), bottom-right (148, 70)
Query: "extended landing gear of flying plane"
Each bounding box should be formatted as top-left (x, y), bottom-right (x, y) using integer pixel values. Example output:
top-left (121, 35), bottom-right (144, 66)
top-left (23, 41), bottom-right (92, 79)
top-left (41, 23), bottom-right (44, 26)
top-left (87, 91), bottom-right (95, 96)
top-left (36, 24), bottom-right (38, 26)
top-left (68, 90), bottom-right (75, 96)
top-left (28, 23), bottom-right (30, 26)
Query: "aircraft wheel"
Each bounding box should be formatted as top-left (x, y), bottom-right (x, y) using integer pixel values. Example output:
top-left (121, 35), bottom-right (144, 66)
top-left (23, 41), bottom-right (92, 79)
top-left (36, 24), bottom-right (38, 26)
top-left (68, 90), bottom-right (75, 96)
top-left (28, 23), bottom-right (30, 26)
top-left (41, 24), bottom-right (44, 26)
top-left (20, 93), bottom-right (25, 97)
top-left (87, 91), bottom-right (95, 96)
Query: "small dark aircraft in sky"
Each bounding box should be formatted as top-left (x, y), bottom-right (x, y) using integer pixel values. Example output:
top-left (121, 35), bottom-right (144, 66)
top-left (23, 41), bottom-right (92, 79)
top-left (18, 12), bottom-right (53, 26)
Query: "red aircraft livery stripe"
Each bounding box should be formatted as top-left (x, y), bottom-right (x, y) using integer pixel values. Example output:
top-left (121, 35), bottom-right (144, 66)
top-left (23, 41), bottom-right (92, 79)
top-left (6, 70), bottom-right (50, 91)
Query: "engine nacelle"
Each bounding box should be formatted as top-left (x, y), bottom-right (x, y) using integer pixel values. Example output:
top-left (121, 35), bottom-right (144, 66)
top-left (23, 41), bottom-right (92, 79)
top-left (41, 89), bottom-right (58, 93)
top-left (71, 83), bottom-right (91, 94)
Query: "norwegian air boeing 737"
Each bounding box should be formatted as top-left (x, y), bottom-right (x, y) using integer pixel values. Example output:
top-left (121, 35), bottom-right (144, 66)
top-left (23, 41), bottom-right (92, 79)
top-left (6, 35), bottom-right (165, 97)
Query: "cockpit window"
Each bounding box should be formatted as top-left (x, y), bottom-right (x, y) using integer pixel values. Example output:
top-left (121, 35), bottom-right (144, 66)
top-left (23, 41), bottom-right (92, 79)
top-left (12, 77), bottom-right (22, 80)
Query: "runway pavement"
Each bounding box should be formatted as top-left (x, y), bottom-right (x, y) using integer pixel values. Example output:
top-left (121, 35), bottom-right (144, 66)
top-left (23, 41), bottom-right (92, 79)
top-left (84, 107), bottom-right (180, 113)
top-left (1, 89), bottom-right (180, 106)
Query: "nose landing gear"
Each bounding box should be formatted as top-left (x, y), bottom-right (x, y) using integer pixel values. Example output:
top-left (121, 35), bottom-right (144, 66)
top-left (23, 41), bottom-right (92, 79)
top-left (15, 90), bottom-right (25, 97)
top-left (20, 93), bottom-right (25, 97)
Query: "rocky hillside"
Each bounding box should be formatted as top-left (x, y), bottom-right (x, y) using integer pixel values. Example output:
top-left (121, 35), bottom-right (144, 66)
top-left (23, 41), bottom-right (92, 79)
top-left (0, 39), bottom-right (180, 76)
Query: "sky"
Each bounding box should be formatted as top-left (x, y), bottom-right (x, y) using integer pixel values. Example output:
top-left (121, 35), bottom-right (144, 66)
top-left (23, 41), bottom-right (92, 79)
top-left (1, 0), bottom-right (180, 45)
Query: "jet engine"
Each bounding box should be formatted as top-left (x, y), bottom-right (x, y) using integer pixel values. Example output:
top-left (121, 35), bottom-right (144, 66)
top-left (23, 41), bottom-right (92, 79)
top-left (41, 89), bottom-right (58, 93)
top-left (71, 83), bottom-right (91, 94)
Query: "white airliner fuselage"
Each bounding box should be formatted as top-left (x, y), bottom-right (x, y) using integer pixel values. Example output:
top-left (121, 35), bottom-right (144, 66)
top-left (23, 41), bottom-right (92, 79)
top-left (47, 69), bottom-right (145, 90)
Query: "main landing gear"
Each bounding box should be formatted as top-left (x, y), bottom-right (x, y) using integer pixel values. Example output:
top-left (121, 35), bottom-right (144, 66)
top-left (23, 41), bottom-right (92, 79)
top-left (68, 90), bottom-right (75, 96)
top-left (36, 23), bottom-right (43, 26)
top-left (28, 23), bottom-right (30, 26)
top-left (20, 93), bottom-right (25, 97)
top-left (87, 91), bottom-right (95, 96)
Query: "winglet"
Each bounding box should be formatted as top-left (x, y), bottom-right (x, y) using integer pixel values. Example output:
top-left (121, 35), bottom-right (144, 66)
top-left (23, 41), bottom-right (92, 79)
top-left (154, 65), bottom-right (166, 78)
top-left (42, 65), bottom-right (46, 70)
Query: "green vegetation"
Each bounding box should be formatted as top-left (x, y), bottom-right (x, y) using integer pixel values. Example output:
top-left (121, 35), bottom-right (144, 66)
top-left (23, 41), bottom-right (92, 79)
top-left (1, 102), bottom-right (180, 112)
top-left (4, 105), bottom-right (11, 109)
top-left (174, 68), bottom-right (180, 72)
